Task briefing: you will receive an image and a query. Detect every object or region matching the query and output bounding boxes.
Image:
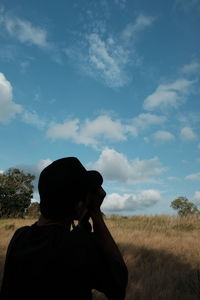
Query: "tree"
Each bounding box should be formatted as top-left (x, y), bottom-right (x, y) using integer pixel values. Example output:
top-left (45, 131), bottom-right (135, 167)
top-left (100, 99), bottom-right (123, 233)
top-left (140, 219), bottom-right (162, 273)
top-left (0, 168), bottom-right (35, 218)
top-left (171, 196), bottom-right (199, 217)
top-left (26, 202), bottom-right (40, 218)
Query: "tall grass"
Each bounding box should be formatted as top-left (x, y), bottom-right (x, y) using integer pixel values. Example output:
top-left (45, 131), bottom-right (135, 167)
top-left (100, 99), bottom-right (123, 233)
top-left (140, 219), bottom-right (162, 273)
top-left (0, 215), bottom-right (200, 299)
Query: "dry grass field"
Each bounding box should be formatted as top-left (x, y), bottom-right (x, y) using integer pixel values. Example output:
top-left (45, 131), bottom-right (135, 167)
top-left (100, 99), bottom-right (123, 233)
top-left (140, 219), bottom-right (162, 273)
top-left (0, 215), bottom-right (200, 299)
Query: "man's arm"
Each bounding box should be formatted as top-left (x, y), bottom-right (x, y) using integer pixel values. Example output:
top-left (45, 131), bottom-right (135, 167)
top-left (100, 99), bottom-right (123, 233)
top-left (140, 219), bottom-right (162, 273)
top-left (88, 188), bottom-right (128, 300)
top-left (86, 187), bottom-right (125, 261)
top-left (91, 210), bottom-right (124, 260)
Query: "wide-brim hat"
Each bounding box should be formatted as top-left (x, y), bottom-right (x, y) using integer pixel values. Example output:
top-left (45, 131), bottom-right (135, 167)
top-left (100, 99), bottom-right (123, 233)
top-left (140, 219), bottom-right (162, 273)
top-left (38, 157), bottom-right (103, 219)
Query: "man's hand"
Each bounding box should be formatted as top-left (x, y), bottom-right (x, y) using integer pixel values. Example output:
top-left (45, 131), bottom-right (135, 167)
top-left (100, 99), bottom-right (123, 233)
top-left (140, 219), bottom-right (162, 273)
top-left (78, 187), bottom-right (106, 229)
top-left (87, 187), bottom-right (106, 216)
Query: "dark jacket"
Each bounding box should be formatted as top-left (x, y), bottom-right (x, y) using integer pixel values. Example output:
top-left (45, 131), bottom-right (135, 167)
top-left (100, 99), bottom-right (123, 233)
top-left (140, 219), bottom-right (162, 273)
top-left (0, 223), bottom-right (128, 300)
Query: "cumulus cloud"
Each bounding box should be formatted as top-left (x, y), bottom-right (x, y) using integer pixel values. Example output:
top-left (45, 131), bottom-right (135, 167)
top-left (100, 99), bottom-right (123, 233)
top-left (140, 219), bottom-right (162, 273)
top-left (152, 130), bottom-right (175, 142)
top-left (143, 78), bottom-right (195, 111)
top-left (132, 113), bottom-right (166, 129)
top-left (90, 147), bottom-right (165, 184)
top-left (180, 126), bottom-right (197, 141)
top-left (102, 189), bottom-right (161, 211)
top-left (1, 11), bottom-right (49, 48)
top-left (46, 115), bottom-right (137, 148)
top-left (47, 119), bottom-right (79, 139)
top-left (0, 72), bottom-right (45, 127)
top-left (186, 172), bottom-right (200, 181)
top-left (0, 72), bottom-right (22, 123)
top-left (178, 112), bottom-right (200, 125)
top-left (47, 113), bottom-right (171, 148)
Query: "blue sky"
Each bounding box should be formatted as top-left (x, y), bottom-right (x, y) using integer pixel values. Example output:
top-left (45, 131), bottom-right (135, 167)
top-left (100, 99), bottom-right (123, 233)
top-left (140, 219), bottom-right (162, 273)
top-left (0, 0), bottom-right (200, 215)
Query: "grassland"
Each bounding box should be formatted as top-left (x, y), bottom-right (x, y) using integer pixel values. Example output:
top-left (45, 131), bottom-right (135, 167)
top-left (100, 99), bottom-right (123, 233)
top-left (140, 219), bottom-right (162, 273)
top-left (0, 215), bottom-right (200, 299)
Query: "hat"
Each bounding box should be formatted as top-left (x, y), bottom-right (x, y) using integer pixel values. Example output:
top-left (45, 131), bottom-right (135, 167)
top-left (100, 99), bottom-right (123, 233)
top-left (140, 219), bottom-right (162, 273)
top-left (38, 157), bottom-right (103, 219)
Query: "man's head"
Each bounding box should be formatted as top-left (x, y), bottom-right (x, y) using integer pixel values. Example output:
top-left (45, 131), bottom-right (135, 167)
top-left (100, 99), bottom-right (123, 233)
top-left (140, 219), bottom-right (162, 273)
top-left (38, 157), bottom-right (103, 220)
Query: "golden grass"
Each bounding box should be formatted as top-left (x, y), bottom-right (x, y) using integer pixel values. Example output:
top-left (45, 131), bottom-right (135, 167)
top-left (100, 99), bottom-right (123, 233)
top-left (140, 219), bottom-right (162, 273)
top-left (0, 215), bottom-right (200, 299)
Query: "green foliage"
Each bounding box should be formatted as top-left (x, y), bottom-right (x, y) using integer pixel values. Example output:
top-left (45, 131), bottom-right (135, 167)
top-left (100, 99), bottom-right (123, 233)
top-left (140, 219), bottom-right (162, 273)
top-left (171, 197), bottom-right (199, 217)
top-left (0, 168), bottom-right (35, 218)
top-left (26, 201), bottom-right (40, 218)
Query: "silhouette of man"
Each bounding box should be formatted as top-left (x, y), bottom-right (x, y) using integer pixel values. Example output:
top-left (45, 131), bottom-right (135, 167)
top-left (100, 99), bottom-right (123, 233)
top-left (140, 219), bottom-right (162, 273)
top-left (0, 157), bottom-right (128, 300)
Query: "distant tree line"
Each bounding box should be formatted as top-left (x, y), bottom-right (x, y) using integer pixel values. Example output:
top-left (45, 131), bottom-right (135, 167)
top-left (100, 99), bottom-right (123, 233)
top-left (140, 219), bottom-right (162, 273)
top-left (0, 168), bottom-right (199, 218)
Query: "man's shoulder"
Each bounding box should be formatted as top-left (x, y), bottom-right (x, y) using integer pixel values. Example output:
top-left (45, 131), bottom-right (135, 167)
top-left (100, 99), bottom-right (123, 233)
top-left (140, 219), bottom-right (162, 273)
top-left (9, 225), bottom-right (30, 244)
top-left (12, 224), bottom-right (29, 235)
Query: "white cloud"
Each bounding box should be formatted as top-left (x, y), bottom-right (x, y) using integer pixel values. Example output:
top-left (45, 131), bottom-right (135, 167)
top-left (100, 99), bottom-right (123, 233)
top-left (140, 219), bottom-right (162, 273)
top-left (2, 13), bottom-right (49, 48)
top-left (66, 13), bottom-right (154, 88)
top-left (86, 14), bottom-right (154, 87)
top-left (0, 170), bottom-right (4, 174)
top-left (86, 33), bottom-right (129, 88)
top-left (0, 73), bottom-right (47, 127)
top-left (0, 8), bottom-right (62, 64)
top-left (81, 115), bottom-right (132, 142)
top-left (132, 113), bottom-right (166, 129)
top-left (180, 126), bottom-right (197, 141)
top-left (21, 110), bottom-right (46, 129)
top-left (178, 112), bottom-right (200, 125)
top-left (47, 115), bottom-right (137, 147)
top-left (194, 191), bottom-right (200, 205)
top-left (102, 189), bottom-right (161, 211)
top-left (0, 72), bottom-right (22, 123)
top-left (181, 61), bottom-right (200, 75)
top-left (37, 159), bottom-right (52, 170)
top-left (122, 14), bottom-right (155, 42)
top-left (47, 119), bottom-right (79, 140)
top-left (90, 147), bottom-right (165, 184)
top-left (17, 158), bottom-right (52, 189)
top-left (143, 78), bottom-right (195, 111)
top-left (18, 158), bottom-right (52, 176)
top-left (186, 173), bottom-right (200, 181)
top-left (152, 130), bottom-right (175, 142)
